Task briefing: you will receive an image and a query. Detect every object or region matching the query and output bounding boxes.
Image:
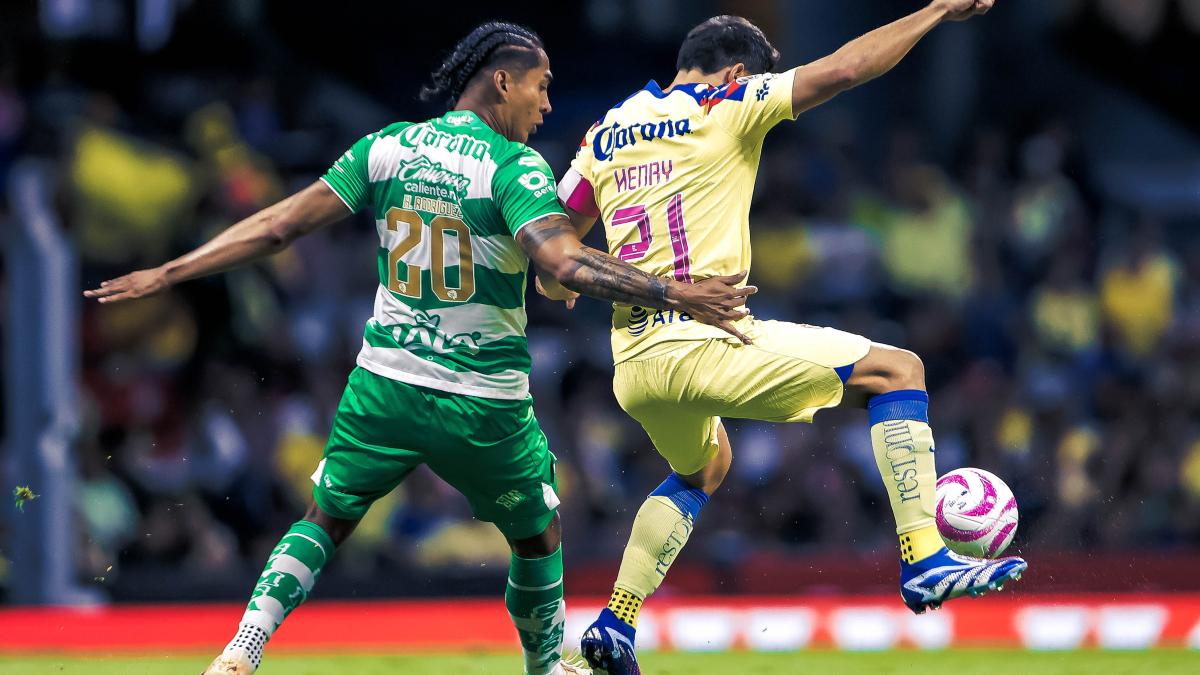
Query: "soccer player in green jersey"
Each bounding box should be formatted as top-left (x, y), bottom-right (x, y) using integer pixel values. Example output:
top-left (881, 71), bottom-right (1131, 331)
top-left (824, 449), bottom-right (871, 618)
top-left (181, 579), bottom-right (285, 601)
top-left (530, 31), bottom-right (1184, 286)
top-left (86, 22), bottom-right (755, 675)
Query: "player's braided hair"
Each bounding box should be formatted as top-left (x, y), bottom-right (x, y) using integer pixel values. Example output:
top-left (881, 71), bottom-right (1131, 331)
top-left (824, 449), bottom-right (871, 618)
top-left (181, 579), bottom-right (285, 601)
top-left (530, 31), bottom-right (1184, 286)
top-left (676, 15), bottom-right (780, 75)
top-left (420, 22), bottom-right (544, 109)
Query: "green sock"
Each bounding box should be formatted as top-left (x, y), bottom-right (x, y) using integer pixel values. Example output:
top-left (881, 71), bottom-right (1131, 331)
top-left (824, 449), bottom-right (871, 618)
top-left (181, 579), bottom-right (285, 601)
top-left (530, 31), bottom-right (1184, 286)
top-left (505, 548), bottom-right (566, 675)
top-left (226, 520), bottom-right (335, 668)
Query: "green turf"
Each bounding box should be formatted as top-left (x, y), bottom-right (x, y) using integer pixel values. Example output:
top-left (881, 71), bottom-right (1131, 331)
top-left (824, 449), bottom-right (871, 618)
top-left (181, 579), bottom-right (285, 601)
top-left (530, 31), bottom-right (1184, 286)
top-left (2, 650), bottom-right (1196, 675)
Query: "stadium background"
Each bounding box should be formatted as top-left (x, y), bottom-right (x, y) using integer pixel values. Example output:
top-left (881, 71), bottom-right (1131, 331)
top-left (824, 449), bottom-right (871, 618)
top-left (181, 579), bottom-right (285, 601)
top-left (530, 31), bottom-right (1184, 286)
top-left (2, 0), bottom-right (1200, 665)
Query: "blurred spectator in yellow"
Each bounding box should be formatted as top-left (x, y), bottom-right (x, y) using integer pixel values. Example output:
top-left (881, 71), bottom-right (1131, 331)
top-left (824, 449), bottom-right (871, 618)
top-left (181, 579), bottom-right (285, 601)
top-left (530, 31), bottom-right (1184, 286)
top-left (879, 164), bottom-right (973, 299)
top-left (1100, 220), bottom-right (1178, 357)
top-left (1057, 425), bottom-right (1100, 509)
top-left (751, 203), bottom-right (814, 294)
top-left (1030, 254), bottom-right (1100, 356)
top-left (996, 405), bottom-right (1033, 461)
top-left (185, 102), bottom-right (283, 216)
top-left (1011, 124), bottom-right (1084, 272)
top-left (70, 96), bottom-right (197, 266)
top-left (1182, 439), bottom-right (1200, 502)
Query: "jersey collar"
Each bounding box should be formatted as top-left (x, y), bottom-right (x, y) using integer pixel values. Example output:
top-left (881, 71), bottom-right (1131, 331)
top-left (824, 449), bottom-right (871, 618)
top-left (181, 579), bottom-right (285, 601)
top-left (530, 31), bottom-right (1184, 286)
top-left (443, 109), bottom-right (483, 126)
top-left (643, 80), bottom-right (713, 105)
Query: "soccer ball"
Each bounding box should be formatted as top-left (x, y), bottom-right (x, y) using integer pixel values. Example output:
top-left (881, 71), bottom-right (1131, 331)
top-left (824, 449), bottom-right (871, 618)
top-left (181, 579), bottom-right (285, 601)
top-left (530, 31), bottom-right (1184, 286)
top-left (935, 467), bottom-right (1018, 558)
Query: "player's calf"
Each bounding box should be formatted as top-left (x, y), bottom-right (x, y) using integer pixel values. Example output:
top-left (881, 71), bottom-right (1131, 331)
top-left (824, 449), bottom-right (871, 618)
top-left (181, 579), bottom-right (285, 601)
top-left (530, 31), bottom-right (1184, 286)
top-left (204, 509), bottom-right (347, 674)
top-left (506, 514), bottom-right (580, 675)
top-left (581, 472), bottom-right (711, 675)
top-left (848, 346), bottom-right (1031, 611)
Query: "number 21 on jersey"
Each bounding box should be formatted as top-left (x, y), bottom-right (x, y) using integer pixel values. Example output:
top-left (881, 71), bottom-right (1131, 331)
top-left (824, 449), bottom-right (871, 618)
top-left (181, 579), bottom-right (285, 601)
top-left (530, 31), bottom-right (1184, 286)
top-left (610, 193), bottom-right (692, 283)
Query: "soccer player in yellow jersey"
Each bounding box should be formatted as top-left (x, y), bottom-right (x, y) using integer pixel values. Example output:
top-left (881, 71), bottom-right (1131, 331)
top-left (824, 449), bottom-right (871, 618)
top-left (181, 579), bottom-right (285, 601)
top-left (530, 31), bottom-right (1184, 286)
top-left (552, 2), bottom-right (1027, 672)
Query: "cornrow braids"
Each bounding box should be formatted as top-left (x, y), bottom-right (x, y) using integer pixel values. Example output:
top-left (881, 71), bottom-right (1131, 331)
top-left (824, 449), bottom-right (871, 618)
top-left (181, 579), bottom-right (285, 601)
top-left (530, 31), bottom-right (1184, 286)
top-left (420, 22), bottom-right (544, 109)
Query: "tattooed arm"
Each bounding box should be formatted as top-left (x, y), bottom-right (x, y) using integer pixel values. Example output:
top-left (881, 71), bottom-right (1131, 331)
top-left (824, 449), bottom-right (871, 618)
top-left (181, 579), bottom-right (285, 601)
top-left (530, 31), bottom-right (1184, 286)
top-left (517, 214), bottom-right (756, 343)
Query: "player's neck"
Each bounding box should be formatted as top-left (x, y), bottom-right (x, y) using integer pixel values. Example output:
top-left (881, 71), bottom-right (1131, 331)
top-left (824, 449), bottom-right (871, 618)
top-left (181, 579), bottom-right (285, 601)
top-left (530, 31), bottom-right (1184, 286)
top-left (665, 69), bottom-right (729, 92)
top-left (452, 99), bottom-right (511, 141)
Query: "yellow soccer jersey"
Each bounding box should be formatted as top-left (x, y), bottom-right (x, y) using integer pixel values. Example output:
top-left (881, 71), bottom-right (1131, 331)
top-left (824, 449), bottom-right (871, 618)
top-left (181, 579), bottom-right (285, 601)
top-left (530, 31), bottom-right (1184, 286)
top-left (558, 70), bottom-right (797, 362)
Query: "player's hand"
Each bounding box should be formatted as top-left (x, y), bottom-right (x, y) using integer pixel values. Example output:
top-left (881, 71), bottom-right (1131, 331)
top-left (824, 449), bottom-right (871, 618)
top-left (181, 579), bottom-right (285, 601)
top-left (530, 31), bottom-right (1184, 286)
top-left (933, 0), bottom-right (994, 22)
top-left (670, 270), bottom-right (758, 345)
top-left (83, 267), bottom-right (170, 304)
top-left (535, 275), bottom-right (579, 310)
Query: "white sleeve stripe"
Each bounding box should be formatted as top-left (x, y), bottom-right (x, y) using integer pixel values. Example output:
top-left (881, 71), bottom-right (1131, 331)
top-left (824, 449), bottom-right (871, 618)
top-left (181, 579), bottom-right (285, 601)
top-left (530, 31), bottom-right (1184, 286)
top-left (511, 212), bottom-right (561, 237)
top-left (556, 168), bottom-right (583, 203)
top-left (318, 176), bottom-right (355, 213)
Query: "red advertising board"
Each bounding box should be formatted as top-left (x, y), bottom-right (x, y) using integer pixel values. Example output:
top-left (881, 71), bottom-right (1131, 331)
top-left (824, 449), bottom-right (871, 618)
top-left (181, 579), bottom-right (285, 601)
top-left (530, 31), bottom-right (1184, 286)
top-left (1, 594), bottom-right (1198, 652)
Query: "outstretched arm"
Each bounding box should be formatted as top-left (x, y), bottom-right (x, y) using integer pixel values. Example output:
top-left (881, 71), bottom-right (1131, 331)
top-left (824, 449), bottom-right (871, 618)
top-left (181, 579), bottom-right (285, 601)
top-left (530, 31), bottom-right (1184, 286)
top-left (84, 181), bottom-right (350, 303)
top-left (516, 214), bottom-right (757, 343)
top-left (791, 0), bottom-right (994, 115)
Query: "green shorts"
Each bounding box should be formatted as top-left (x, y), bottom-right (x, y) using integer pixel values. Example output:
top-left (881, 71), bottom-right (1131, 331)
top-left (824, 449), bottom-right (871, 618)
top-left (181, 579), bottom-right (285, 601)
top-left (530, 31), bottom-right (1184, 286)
top-left (311, 367), bottom-right (559, 540)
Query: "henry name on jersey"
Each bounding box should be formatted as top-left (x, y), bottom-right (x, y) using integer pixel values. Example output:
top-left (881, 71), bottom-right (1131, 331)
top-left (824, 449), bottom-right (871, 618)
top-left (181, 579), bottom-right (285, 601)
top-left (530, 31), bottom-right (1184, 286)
top-left (615, 160), bottom-right (674, 193)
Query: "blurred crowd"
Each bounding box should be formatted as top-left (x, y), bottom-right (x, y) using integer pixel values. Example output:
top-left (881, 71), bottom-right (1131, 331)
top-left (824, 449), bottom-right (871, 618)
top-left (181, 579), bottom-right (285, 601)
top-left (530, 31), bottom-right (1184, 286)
top-left (1, 2), bottom-right (1199, 600)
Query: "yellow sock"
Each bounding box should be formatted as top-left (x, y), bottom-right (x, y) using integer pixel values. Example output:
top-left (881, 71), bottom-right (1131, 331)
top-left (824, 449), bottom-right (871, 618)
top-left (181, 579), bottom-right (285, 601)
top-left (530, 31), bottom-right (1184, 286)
top-left (899, 525), bottom-right (944, 563)
top-left (610, 484), bottom-right (702, 628)
top-left (607, 588), bottom-right (643, 628)
top-left (868, 390), bottom-right (942, 562)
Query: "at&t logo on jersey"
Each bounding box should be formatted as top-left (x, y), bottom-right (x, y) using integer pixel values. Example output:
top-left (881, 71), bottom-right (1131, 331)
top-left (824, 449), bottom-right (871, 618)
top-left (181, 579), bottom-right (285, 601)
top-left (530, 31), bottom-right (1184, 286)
top-left (628, 306), bottom-right (649, 335)
top-left (625, 306), bottom-right (693, 336)
top-left (593, 118), bottom-right (693, 162)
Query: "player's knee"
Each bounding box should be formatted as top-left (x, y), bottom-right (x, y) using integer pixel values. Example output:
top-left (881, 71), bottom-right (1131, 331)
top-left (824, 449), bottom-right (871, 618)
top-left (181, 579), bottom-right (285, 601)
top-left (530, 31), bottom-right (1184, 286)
top-left (510, 513), bottom-right (562, 558)
top-left (303, 502), bottom-right (359, 547)
top-left (888, 349), bottom-right (925, 392)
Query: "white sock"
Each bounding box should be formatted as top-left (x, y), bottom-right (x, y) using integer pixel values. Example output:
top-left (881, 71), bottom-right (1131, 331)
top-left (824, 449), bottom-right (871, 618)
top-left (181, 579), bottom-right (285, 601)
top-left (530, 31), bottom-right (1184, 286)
top-left (223, 622), bottom-right (271, 670)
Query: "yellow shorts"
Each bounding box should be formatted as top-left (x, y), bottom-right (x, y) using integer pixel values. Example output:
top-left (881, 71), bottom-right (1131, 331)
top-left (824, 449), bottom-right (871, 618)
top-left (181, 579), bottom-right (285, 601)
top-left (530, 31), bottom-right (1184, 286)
top-left (612, 320), bottom-right (871, 475)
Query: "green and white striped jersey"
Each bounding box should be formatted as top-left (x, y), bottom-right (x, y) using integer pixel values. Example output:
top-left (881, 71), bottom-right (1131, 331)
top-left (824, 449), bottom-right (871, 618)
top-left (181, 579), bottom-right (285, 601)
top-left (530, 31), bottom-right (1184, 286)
top-left (321, 110), bottom-right (564, 400)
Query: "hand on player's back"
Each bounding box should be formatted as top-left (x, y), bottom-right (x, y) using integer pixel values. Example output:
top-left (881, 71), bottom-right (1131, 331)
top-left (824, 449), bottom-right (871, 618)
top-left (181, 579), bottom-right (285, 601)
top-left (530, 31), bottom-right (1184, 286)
top-left (934, 0), bottom-right (994, 21)
top-left (535, 275), bottom-right (579, 310)
top-left (671, 271), bottom-right (758, 345)
top-left (84, 267), bottom-right (170, 304)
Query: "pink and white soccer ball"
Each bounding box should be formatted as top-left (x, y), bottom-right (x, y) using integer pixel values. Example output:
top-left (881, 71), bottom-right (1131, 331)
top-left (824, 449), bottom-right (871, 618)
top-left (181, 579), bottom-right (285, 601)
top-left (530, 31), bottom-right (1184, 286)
top-left (935, 468), bottom-right (1018, 558)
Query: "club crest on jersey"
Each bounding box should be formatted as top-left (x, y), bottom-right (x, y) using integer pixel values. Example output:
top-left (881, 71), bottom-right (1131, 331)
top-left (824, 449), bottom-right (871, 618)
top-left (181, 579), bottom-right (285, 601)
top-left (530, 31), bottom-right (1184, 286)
top-left (592, 118), bottom-right (692, 162)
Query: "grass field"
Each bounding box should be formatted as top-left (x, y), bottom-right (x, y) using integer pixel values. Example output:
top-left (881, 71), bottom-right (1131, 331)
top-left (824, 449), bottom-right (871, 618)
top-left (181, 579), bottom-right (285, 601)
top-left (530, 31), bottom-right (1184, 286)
top-left (2, 650), bottom-right (1195, 674)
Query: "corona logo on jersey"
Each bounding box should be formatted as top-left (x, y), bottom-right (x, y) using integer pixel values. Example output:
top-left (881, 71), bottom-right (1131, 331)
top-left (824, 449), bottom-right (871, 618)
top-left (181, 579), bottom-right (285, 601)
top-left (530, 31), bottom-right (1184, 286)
top-left (399, 123), bottom-right (493, 161)
top-left (592, 118), bottom-right (693, 161)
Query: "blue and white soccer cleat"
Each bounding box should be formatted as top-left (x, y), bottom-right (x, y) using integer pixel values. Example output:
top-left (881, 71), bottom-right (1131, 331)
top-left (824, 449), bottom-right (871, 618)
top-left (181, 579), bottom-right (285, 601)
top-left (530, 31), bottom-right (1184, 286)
top-left (580, 608), bottom-right (640, 675)
top-left (900, 547), bottom-right (1028, 614)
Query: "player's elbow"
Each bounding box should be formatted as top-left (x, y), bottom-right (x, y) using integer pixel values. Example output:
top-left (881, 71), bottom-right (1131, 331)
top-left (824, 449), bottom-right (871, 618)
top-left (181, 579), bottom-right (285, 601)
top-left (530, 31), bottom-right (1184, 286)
top-left (829, 62), bottom-right (862, 91)
top-left (261, 225), bottom-right (290, 252)
top-left (262, 214), bottom-right (303, 251)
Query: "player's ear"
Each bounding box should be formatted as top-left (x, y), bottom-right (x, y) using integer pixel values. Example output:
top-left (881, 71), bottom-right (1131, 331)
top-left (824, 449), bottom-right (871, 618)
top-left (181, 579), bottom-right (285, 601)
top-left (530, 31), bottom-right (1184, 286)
top-left (728, 62), bottom-right (747, 82)
top-left (493, 69), bottom-right (510, 101)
